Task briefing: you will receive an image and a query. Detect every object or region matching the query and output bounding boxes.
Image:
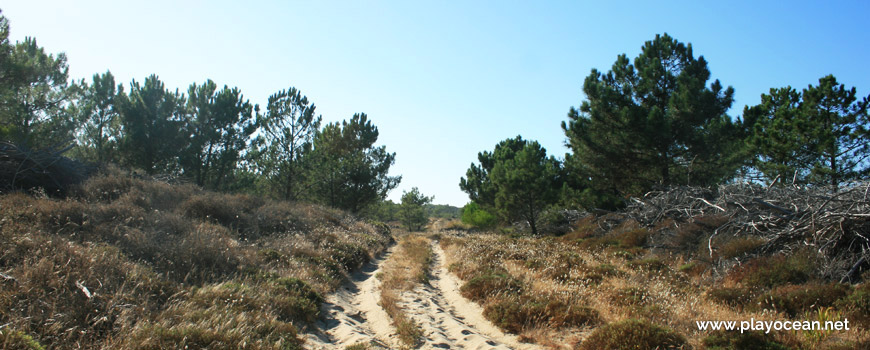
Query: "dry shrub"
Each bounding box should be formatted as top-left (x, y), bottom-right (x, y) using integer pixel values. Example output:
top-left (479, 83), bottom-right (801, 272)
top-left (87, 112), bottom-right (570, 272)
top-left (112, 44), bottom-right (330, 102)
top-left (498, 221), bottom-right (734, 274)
top-left (577, 319), bottom-right (686, 350)
top-left (608, 287), bottom-right (651, 307)
top-left (702, 330), bottom-right (790, 350)
top-left (460, 271), bottom-right (523, 302)
top-left (0, 237), bottom-right (176, 347)
top-left (717, 236), bottom-right (766, 260)
top-left (252, 201), bottom-right (309, 238)
top-left (561, 216), bottom-right (599, 241)
top-left (835, 283), bottom-right (870, 327)
top-left (122, 301), bottom-right (304, 350)
top-left (483, 296), bottom-right (598, 334)
top-left (673, 222), bottom-right (706, 253)
top-left (0, 169), bottom-right (391, 349)
top-left (576, 220), bottom-right (651, 261)
top-left (72, 167), bottom-right (135, 203)
top-left (726, 252), bottom-right (816, 289)
top-left (707, 287), bottom-right (754, 309)
top-left (758, 283), bottom-right (850, 317)
top-left (678, 260), bottom-right (709, 277)
top-left (626, 257), bottom-right (668, 272)
top-left (188, 279), bottom-right (321, 324)
top-left (694, 214), bottom-right (730, 228)
top-left (179, 193), bottom-right (256, 230)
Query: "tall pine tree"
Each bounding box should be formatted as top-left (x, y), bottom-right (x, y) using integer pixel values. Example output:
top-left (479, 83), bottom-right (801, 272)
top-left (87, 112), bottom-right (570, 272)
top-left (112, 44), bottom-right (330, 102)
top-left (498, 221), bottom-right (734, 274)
top-left (746, 75), bottom-right (870, 189)
top-left (563, 33), bottom-right (742, 196)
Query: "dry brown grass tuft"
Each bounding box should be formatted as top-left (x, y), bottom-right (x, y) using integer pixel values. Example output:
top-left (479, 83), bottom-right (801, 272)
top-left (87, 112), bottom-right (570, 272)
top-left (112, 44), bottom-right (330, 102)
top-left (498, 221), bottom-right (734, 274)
top-left (0, 167), bottom-right (391, 349)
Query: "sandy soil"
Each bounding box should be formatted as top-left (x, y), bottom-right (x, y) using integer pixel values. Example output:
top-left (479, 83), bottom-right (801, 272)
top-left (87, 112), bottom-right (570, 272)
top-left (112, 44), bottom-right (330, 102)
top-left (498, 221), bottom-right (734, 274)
top-left (305, 241), bottom-right (543, 350)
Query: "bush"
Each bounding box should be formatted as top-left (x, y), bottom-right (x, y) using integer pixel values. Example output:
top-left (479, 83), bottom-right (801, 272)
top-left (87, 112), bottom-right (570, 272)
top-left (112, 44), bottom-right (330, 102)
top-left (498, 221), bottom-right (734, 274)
top-left (679, 260), bottom-right (708, 277)
top-left (726, 253), bottom-right (815, 289)
top-left (0, 329), bottom-right (46, 350)
top-left (609, 287), bottom-right (650, 307)
top-left (702, 330), bottom-right (790, 350)
top-left (179, 193), bottom-right (251, 229)
top-left (577, 222), bottom-right (650, 251)
top-left (835, 283), bottom-right (870, 327)
top-left (461, 202), bottom-right (497, 229)
top-left (253, 202), bottom-right (308, 238)
top-left (627, 257), bottom-right (668, 272)
top-left (718, 236), bottom-right (766, 260)
top-left (483, 296), bottom-right (598, 333)
top-left (708, 287), bottom-right (754, 309)
top-left (460, 271), bottom-right (523, 302)
top-left (578, 319), bottom-right (687, 350)
top-left (758, 283), bottom-right (850, 317)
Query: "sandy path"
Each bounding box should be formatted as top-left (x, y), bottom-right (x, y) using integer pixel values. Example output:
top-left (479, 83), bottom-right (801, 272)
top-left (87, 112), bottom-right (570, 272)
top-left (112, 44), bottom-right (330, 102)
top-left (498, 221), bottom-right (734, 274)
top-left (306, 247), bottom-right (401, 350)
top-left (306, 241), bottom-right (542, 350)
top-left (394, 241), bottom-right (542, 350)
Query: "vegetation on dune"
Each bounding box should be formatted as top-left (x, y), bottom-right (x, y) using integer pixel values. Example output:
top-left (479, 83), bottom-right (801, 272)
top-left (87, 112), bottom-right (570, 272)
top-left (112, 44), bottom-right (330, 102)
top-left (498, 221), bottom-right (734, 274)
top-left (0, 168), bottom-right (391, 349)
top-left (2, 6), bottom-right (870, 350)
top-left (439, 205), bottom-right (870, 348)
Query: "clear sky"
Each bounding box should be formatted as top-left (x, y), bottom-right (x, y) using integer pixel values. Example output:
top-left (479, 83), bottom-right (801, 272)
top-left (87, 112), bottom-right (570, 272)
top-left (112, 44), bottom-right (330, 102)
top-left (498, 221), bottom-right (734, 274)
top-left (4, 1), bottom-right (869, 206)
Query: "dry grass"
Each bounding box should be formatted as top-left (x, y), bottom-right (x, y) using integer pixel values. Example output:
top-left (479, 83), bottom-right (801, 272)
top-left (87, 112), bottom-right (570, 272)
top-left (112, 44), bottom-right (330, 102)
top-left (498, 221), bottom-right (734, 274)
top-left (440, 213), bottom-right (870, 349)
top-left (0, 167), bottom-right (391, 349)
top-left (377, 234), bottom-right (432, 347)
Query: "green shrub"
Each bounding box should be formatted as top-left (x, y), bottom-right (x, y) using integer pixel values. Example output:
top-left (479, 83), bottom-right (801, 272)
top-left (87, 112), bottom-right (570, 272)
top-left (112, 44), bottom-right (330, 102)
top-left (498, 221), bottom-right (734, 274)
top-left (461, 202), bottom-right (497, 229)
top-left (0, 329), bottom-right (46, 350)
top-left (578, 319), bottom-right (686, 350)
top-left (702, 330), bottom-right (790, 350)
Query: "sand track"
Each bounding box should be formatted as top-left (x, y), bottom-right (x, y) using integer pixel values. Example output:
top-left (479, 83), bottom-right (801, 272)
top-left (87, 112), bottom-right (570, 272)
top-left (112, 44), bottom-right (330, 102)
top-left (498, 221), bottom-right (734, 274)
top-left (306, 240), bottom-right (542, 350)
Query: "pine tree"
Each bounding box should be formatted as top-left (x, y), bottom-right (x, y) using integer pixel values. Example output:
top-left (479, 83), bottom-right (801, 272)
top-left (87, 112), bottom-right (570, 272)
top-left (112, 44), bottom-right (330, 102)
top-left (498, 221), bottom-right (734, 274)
top-left (399, 187), bottom-right (433, 231)
top-left (459, 136), bottom-right (526, 208)
top-left (0, 11), bottom-right (72, 148)
top-left (746, 75), bottom-right (870, 188)
top-left (116, 75), bottom-right (186, 174)
top-left (251, 87), bottom-right (320, 200)
top-left (70, 71), bottom-right (121, 163)
top-left (490, 141), bottom-right (560, 235)
top-left (307, 113), bottom-right (400, 213)
top-left (563, 33), bottom-right (741, 196)
top-left (182, 80), bottom-right (256, 189)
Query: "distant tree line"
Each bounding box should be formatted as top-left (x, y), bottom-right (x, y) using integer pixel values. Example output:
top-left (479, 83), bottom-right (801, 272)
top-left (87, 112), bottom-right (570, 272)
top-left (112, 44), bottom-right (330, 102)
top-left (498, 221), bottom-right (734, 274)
top-left (461, 33), bottom-right (869, 233)
top-left (0, 10), bottom-right (400, 214)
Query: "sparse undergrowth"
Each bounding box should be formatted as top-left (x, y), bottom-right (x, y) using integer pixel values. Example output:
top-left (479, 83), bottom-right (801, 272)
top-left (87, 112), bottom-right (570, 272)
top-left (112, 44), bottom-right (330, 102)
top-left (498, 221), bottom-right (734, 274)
top-left (0, 167), bottom-right (391, 349)
top-left (378, 234), bottom-right (432, 347)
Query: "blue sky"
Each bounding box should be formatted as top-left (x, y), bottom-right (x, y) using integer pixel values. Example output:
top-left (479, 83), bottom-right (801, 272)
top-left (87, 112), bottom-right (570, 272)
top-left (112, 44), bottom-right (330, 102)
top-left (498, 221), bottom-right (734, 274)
top-left (4, 1), bottom-right (869, 206)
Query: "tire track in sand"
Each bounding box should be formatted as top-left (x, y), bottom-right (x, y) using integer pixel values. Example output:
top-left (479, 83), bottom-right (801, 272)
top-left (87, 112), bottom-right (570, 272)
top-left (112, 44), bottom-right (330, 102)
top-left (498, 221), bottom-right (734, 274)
top-left (307, 241), bottom-right (542, 350)
top-left (392, 241), bottom-right (542, 350)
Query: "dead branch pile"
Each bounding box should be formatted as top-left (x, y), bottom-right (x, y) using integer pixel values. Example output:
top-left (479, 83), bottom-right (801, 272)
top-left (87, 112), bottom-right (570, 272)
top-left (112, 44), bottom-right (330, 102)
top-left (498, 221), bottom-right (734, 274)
top-left (0, 141), bottom-right (93, 196)
top-left (626, 183), bottom-right (870, 283)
